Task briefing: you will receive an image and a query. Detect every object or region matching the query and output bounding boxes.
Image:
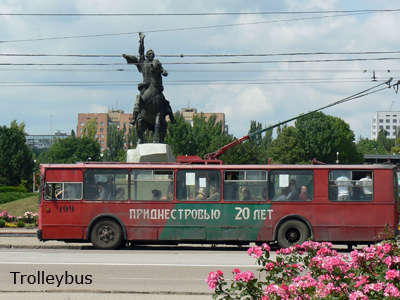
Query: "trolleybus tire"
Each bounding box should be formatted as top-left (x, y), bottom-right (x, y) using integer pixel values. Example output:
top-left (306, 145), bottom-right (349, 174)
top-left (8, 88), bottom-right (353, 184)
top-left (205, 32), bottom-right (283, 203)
top-left (277, 220), bottom-right (310, 248)
top-left (91, 219), bottom-right (123, 250)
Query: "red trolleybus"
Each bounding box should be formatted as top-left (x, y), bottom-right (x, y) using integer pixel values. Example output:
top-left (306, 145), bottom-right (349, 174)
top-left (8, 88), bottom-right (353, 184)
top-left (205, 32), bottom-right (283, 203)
top-left (37, 157), bottom-right (399, 249)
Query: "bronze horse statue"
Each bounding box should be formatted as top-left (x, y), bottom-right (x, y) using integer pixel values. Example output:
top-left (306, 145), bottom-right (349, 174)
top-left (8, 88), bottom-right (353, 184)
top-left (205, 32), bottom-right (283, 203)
top-left (135, 61), bottom-right (168, 143)
top-left (123, 32), bottom-right (175, 144)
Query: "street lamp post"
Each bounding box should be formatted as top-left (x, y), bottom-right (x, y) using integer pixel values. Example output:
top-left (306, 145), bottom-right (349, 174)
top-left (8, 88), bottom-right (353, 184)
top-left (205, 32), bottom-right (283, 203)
top-left (336, 152), bottom-right (339, 164)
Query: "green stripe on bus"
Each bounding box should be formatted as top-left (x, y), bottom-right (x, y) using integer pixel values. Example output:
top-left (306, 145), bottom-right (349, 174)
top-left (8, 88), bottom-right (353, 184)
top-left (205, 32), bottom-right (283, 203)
top-left (159, 203), bottom-right (273, 241)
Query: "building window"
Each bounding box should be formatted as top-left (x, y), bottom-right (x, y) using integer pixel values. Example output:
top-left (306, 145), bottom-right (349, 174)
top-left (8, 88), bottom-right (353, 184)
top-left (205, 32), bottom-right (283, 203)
top-left (394, 119), bottom-right (397, 123)
top-left (80, 122), bottom-right (85, 126)
top-left (100, 122), bottom-right (104, 126)
top-left (101, 147), bottom-right (104, 151)
top-left (100, 128), bottom-right (104, 132)
top-left (379, 119), bottom-right (383, 123)
top-left (393, 126), bottom-right (397, 130)
top-left (372, 119), bottom-right (376, 123)
top-left (100, 134), bottom-right (104, 138)
top-left (94, 134), bottom-right (97, 138)
top-left (379, 126), bottom-right (383, 129)
top-left (100, 141), bottom-right (104, 145)
top-left (386, 126), bottom-right (390, 130)
top-left (386, 119), bottom-right (390, 123)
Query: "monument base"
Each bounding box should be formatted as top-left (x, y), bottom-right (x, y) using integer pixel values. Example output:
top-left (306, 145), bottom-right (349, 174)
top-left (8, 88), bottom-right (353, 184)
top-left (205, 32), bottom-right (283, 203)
top-left (127, 144), bottom-right (175, 163)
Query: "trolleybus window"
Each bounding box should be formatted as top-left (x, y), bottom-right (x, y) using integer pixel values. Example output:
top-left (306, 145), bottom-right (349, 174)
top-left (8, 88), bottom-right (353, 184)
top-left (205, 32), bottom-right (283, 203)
top-left (329, 170), bottom-right (373, 201)
top-left (269, 170), bottom-right (314, 201)
top-left (84, 169), bottom-right (129, 200)
top-left (177, 170), bottom-right (221, 201)
top-left (224, 170), bottom-right (268, 201)
top-left (130, 170), bottom-right (174, 201)
top-left (44, 182), bottom-right (82, 200)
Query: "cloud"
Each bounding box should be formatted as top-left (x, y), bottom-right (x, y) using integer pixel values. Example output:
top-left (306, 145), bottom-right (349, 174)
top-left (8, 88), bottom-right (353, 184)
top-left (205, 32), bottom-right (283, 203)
top-left (0, 0), bottom-right (399, 143)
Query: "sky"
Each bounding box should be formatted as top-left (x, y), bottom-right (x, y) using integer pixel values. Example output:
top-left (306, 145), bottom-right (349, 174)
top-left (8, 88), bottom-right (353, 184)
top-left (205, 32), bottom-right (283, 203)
top-left (1, 0), bottom-right (400, 142)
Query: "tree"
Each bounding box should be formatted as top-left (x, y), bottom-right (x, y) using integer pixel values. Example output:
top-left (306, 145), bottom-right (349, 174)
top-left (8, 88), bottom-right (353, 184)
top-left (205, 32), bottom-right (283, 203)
top-left (268, 112), bottom-right (363, 164)
top-left (105, 123), bottom-right (127, 162)
top-left (268, 126), bottom-right (306, 164)
top-left (357, 137), bottom-right (386, 155)
top-left (0, 120), bottom-right (34, 186)
top-left (39, 136), bottom-right (101, 164)
top-left (82, 118), bottom-right (98, 140)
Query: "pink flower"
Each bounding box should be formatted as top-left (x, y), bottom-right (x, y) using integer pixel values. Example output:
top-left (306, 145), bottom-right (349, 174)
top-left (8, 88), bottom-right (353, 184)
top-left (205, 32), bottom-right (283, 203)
top-left (383, 243), bottom-right (392, 253)
top-left (233, 268), bottom-right (241, 274)
top-left (349, 290), bottom-right (368, 300)
top-left (262, 243), bottom-right (271, 252)
top-left (385, 269), bottom-right (400, 280)
top-left (265, 262), bottom-right (275, 271)
top-left (206, 270), bottom-right (223, 290)
top-left (384, 283), bottom-right (400, 297)
top-left (234, 271), bottom-right (255, 282)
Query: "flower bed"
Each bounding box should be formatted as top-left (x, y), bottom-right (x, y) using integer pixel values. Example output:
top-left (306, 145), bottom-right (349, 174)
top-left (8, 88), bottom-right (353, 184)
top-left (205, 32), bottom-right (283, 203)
top-left (0, 210), bottom-right (38, 227)
top-left (207, 234), bottom-right (400, 299)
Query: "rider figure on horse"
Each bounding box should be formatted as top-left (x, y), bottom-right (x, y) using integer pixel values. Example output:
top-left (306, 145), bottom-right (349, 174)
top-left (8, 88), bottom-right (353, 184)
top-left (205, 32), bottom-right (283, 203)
top-left (123, 32), bottom-right (176, 126)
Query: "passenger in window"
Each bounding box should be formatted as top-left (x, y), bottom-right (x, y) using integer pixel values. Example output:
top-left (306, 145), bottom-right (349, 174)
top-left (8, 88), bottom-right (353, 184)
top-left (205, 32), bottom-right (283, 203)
top-left (97, 182), bottom-right (108, 200)
top-left (160, 183), bottom-right (174, 201)
top-left (103, 175), bottom-right (114, 199)
top-left (85, 178), bottom-right (99, 200)
top-left (299, 186), bottom-right (310, 200)
top-left (356, 172), bottom-right (373, 200)
top-left (194, 188), bottom-right (206, 201)
top-left (334, 171), bottom-right (352, 201)
top-left (287, 180), bottom-right (299, 200)
top-left (261, 187), bottom-right (268, 200)
top-left (151, 189), bottom-right (161, 200)
top-left (115, 188), bottom-right (126, 200)
top-left (225, 173), bottom-right (239, 200)
top-left (241, 188), bottom-right (251, 200)
top-left (207, 187), bottom-right (220, 201)
top-left (276, 187), bottom-right (290, 201)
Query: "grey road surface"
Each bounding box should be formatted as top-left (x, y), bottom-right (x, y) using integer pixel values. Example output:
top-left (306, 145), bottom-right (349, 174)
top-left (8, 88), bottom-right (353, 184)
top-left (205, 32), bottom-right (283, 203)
top-left (0, 245), bottom-right (265, 299)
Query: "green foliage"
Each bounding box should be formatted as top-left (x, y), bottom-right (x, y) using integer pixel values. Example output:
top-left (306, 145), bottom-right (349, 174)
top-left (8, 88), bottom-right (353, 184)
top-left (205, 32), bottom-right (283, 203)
top-left (268, 112), bottom-right (363, 164)
top-left (0, 186), bottom-right (27, 193)
top-left (105, 123), bottom-right (126, 161)
top-left (37, 136), bottom-right (101, 164)
top-left (0, 220), bottom-right (5, 227)
top-left (16, 220), bottom-right (25, 228)
top-left (357, 137), bottom-right (387, 155)
top-left (0, 192), bottom-right (36, 205)
top-left (0, 120), bottom-right (34, 186)
top-left (268, 126), bottom-right (306, 164)
top-left (82, 118), bottom-right (98, 140)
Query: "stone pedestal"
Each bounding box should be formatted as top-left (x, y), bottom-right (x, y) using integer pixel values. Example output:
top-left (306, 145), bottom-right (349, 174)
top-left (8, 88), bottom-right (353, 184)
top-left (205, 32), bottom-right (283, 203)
top-left (127, 144), bottom-right (175, 163)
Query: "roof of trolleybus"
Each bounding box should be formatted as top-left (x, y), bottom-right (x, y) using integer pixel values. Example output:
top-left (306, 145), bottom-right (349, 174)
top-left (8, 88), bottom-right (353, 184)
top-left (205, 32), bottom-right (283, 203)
top-left (40, 161), bottom-right (398, 171)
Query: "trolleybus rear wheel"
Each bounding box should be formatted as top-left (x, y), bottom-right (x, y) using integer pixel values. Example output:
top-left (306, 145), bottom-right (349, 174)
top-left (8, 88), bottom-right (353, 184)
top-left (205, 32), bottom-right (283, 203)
top-left (91, 219), bottom-right (123, 250)
top-left (277, 220), bottom-right (310, 248)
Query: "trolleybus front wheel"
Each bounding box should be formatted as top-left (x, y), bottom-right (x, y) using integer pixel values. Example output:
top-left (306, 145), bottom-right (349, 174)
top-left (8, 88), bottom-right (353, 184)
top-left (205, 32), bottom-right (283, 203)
top-left (277, 220), bottom-right (310, 248)
top-left (91, 219), bottom-right (123, 250)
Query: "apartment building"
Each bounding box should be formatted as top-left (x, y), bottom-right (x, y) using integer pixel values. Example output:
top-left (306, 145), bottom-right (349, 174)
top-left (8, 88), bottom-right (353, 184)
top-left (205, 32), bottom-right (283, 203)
top-left (371, 111), bottom-right (400, 140)
top-left (77, 109), bottom-right (132, 152)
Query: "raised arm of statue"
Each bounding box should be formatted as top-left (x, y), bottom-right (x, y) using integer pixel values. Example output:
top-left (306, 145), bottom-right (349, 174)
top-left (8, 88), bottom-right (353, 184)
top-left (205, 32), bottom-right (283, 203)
top-left (138, 32), bottom-right (145, 59)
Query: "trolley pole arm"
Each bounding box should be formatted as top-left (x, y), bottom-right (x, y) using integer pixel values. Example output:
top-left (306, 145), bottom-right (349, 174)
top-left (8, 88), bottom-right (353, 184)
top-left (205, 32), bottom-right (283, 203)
top-left (204, 78), bottom-right (394, 161)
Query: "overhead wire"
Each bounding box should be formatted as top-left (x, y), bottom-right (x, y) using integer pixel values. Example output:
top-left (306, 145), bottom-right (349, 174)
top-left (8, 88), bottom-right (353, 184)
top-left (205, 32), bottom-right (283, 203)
top-left (0, 11), bottom-right (381, 44)
top-left (1, 9), bottom-right (400, 16)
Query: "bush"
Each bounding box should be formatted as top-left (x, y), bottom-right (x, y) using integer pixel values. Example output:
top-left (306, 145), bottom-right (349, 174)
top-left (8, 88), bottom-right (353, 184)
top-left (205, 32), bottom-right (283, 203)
top-left (0, 220), bottom-right (5, 227)
top-left (0, 192), bottom-right (36, 205)
top-left (16, 220), bottom-right (25, 228)
top-left (0, 186), bottom-right (27, 193)
top-left (208, 234), bottom-right (400, 299)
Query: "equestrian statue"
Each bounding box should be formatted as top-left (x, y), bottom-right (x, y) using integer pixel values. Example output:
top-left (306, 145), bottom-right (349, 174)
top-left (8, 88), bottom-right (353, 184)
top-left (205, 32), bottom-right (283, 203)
top-left (123, 32), bottom-right (176, 144)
